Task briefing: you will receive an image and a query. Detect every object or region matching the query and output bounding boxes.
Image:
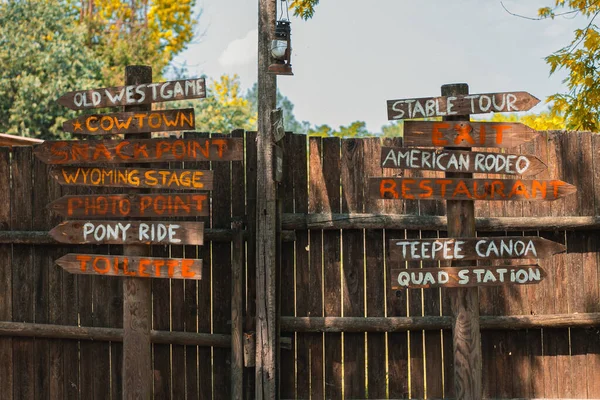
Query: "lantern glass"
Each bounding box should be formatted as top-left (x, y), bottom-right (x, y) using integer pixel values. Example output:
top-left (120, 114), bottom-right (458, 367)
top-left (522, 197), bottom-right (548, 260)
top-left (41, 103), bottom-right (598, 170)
top-left (271, 39), bottom-right (288, 59)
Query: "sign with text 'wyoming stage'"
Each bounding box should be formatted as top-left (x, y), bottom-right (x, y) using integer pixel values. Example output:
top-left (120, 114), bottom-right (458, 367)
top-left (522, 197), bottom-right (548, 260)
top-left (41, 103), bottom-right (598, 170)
top-left (389, 237), bottom-right (565, 261)
top-left (48, 193), bottom-right (209, 219)
top-left (34, 138), bottom-right (243, 164)
top-left (64, 108), bottom-right (195, 135)
top-left (56, 254), bottom-right (202, 280)
top-left (391, 264), bottom-right (545, 289)
top-left (51, 166), bottom-right (212, 190)
top-left (57, 78), bottom-right (206, 110)
top-left (369, 177), bottom-right (576, 201)
top-left (50, 221), bottom-right (204, 245)
top-left (381, 147), bottom-right (546, 176)
top-left (387, 92), bottom-right (540, 120)
top-left (403, 121), bottom-right (538, 148)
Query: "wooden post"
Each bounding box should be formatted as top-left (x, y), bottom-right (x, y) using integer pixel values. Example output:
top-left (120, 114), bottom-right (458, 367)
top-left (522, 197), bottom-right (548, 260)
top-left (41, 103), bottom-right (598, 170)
top-left (442, 83), bottom-right (482, 399)
top-left (232, 220), bottom-right (244, 398)
top-left (256, 0), bottom-right (278, 398)
top-left (122, 65), bottom-right (153, 400)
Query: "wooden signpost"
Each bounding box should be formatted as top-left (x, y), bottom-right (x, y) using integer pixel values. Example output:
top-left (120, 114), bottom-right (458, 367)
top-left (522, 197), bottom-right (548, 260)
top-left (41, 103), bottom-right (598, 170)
top-left (63, 108), bottom-right (195, 135)
top-left (55, 254), bottom-right (202, 279)
top-left (34, 137), bottom-right (243, 164)
top-left (387, 91), bottom-right (540, 120)
top-left (370, 177), bottom-right (576, 201)
top-left (50, 166), bottom-right (213, 190)
top-left (57, 78), bottom-right (206, 110)
top-left (48, 193), bottom-right (209, 218)
top-left (50, 220), bottom-right (204, 245)
top-left (381, 147), bottom-right (546, 175)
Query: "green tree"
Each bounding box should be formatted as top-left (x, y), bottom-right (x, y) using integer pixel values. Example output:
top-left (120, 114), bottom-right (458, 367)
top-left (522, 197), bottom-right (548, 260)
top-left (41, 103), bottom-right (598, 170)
top-left (307, 121), bottom-right (372, 137)
top-left (245, 82), bottom-right (307, 133)
top-left (290, 0), bottom-right (319, 19)
top-left (484, 109), bottom-right (567, 131)
top-left (0, 0), bottom-right (102, 139)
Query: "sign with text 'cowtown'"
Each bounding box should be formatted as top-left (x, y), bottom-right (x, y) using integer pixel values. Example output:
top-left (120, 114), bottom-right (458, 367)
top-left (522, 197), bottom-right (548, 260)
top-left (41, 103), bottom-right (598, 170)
top-left (387, 91), bottom-right (540, 120)
top-left (64, 108), bottom-right (195, 135)
top-left (48, 193), bottom-right (209, 219)
top-left (50, 220), bottom-right (204, 245)
top-left (370, 177), bottom-right (576, 201)
top-left (51, 166), bottom-right (213, 190)
top-left (56, 254), bottom-right (202, 280)
top-left (391, 264), bottom-right (545, 289)
top-left (57, 78), bottom-right (206, 110)
top-left (403, 121), bottom-right (539, 148)
top-left (34, 137), bottom-right (243, 164)
top-left (381, 147), bottom-right (546, 176)
top-left (388, 237), bottom-right (566, 261)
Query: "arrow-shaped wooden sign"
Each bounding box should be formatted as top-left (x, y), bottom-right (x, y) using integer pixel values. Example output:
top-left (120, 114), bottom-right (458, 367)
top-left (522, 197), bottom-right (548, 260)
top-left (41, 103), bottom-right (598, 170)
top-left (50, 220), bottom-right (204, 245)
top-left (34, 137), bottom-right (243, 164)
top-left (48, 193), bottom-right (209, 219)
top-left (403, 121), bottom-right (538, 148)
top-left (57, 78), bottom-right (206, 110)
top-left (390, 264), bottom-right (545, 289)
top-left (56, 254), bottom-right (202, 280)
top-left (387, 91), bottom-right (540, 120)
top-left (389, 237), bottom-right (565, 261)
top-left (63, 108), bottom-right (195, 135)
top-left (369, 177), bottom-right (576, 201)
top-left (381, 147), bottom-right (546, 176)
top-left (50, 166), bottom-right (213, 191)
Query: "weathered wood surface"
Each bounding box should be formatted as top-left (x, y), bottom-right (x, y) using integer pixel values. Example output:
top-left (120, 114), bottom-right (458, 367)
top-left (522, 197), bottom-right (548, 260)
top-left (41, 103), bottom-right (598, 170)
top-left (57, 78), bottom-right (206, 110)
top-left (34, 137), bottom-right (243, 164)
top-left (56, 254), bottom-right (202, 280)
top-left (64, 108), bottom-right (195, 135)
top-left (370, 177), bottom-right (576, 201)
top-left (50, 166), bottom-right (213, 190)
top-left (381, 146), bottom-right (546, 176)
top-left (389, 236), bottom-right (565, 261)
top-left (391, 264), bottom-right (545, 289)
top-left (403, 121), bottom-right (539, 148)
top-left (49, 193), bottom-right (209, 218)
top-left (0, 133), bottom-right (44, 147)
top-left (50, 220), bottom-right (204, 245)
top-left (387, 92), bottom-right (540, 120)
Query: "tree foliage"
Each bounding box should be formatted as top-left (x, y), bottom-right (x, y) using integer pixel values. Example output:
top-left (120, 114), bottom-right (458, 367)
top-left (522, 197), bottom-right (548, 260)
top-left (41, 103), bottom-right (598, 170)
top-left (307, 121), bottom-right (370, 137)
top-left (538, 1), bottom-right (600, 131)
top-left (485, 109), bottom-right (567, 131)
top-left (289, 0), bottom-right (319, 20)
top-left (0, 0), bottom-right (102, 139)
top-left (245, 82), bottom-right (307, 133)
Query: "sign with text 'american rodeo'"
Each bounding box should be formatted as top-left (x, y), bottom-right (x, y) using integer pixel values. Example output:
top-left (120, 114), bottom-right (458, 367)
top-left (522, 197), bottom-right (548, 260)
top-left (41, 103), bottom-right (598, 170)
top-left (50, 220), bottom-right (204, 245)
top-left (387, 91), bottom-right (540, 120)
top-left (57, 78), bottom-right (206, 110)
top-left (370, 177), bottom-right (576, 201)
top-left (49, 193), bottom-right (209, 219)
top-left (64, 108), bottom-right (195, 135)
top-left (391, 264), bottom-right (545, 289)
top-left (389, 237), bottom-right (565, 261)
top-left (403, 121), bottom-right (539, 148)
top-left (51, 166), bottom-right (212, 190)
top-left (56, 254), bottom-right (202, 280)
top-left (34, 138), bottom-right (242, 164)
top-left (381, 147), bottom-right (546, 176)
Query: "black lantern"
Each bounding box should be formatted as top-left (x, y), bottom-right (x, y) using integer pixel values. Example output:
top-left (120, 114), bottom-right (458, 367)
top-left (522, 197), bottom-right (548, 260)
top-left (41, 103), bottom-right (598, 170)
top-left (268, 4), bottom-right (293, 75)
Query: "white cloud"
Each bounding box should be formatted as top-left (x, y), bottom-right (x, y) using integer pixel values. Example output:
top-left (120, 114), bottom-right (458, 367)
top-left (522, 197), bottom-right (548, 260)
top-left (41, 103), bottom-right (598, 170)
top-left (218, 29), bottom-right (257, 67)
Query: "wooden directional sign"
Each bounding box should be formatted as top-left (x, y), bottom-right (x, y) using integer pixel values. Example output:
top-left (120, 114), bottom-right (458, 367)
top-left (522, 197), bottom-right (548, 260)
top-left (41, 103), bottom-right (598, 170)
top-left (34, 137), bottom-right (243, 164)
top-left (391, 264), bottom-right (545, 289)
top-left (387, 91), bottom-right (540, 120)
top-left (56, 254), bottom-right (202, 280)
top-left (50, 220), bottom-right (204, 245)
top-left (48, 193), bottom-right (209, 219)
top-left (381, 147), bottom-right (546, 176)
top-left (51, 166), bottom-right (212, 191)
top-left (64, 108), bottom-right (195, 135)
top-left (370, 177), bottom-right (576, 201)
top-left (389, 236), bottom-right (566, 261)
top-left (57, 78), bottom-right (206, 110)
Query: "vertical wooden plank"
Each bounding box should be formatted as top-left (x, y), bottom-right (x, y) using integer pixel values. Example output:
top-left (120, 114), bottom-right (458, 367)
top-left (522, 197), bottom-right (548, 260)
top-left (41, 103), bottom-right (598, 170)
top-left (340, 139), bottom-right (366, 398)
top-left (321, 137), bottom-right (343, 399)
top-left (0, 148), bottom-right (12, 400)
top-left (11, 146), bottom-right (35, 400)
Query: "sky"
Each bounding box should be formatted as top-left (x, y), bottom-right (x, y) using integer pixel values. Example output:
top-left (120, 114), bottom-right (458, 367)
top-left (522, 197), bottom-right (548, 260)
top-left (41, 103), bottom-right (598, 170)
top-left (174, 0), bottom-right (586, 133)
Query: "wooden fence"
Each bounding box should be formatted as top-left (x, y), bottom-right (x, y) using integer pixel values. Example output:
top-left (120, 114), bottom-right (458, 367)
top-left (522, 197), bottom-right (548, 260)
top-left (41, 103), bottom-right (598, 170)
top-left (0, 130), bottom-right (598, 399)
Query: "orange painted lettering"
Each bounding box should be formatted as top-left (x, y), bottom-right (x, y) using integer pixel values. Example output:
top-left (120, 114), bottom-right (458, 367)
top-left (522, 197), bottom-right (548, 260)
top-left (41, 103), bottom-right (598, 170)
top-left (76, 255), bottom-right (92, 272)
top-left (418, 179), bottom-right (433, 198)
top-left (401, 179), bottom-right (415, 199)
top-left (92, 256), bottom-right (110, 274)
top-left (435, 179), bottom-right (452, 198)
top-left (167, 260), bottom-right (179, 278)
top-left (452, 180), bottom-right (473, 199)
top-left (92, 143), bottom-right (112, 161)
top-left (531, 180), bottom-right (547, 199)
top-left (133, 143), bottom-right (149, 159)
top-left (152, 260), bottom-right (166, 277)
top-left (432, 123), bottom-right (449, 146)
top-left (491, 180), bottom-right (506, 198)
top-left (181, 260), bottom-right (195, 278)
top-left (379, 179), bottom-right (399, 199)
top-left (508, 180), bottom-right (530, 199)
top-left (453, 123), bottom-right (475, 145)
top-left (493, 125), bottom-right (511, 145)
top-left (213, 139), bottom-right (227, 158)
top-left (115, 141), bottom-right (131, 160)
top-left (67, 197), bottom-right (83, 216)
top-left (85, 116), bottom-right (99, 132)
top-left (472, 181), bottom-right (489, 200)
top-left (138, 259), bottom-right (151, 277)
top-left (550, 180), bottom-right (565, 199)
top-left (156, 141), bottom-right (171, 159)
top-left (50, 143), bottom-right (69, 163)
